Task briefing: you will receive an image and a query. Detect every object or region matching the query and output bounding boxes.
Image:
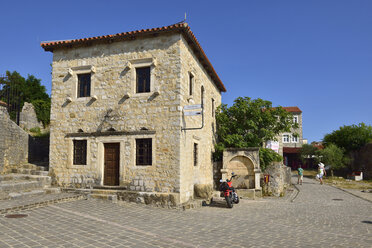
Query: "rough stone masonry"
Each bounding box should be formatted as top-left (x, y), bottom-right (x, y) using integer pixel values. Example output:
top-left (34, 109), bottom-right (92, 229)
top-left (41, 23), bottom-right (226, 205)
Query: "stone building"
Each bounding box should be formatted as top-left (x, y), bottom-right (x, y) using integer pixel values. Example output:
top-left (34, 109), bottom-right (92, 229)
top-left (280, 107), bottom-right (304, 168)
top-left (41, 23), bottom-right (226, 205)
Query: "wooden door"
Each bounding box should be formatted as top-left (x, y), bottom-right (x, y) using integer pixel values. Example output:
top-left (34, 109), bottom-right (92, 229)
top-left (104, 143), bottom-right (120, 186)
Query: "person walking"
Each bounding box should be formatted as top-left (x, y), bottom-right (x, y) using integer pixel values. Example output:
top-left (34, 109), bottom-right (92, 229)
top-left (297, 165), bottom-right (304, 185)
top-left (317, 162), bottom-right (326, 185)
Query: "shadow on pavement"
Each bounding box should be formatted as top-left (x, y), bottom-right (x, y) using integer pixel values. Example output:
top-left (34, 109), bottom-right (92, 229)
top-left (207, 200), bottom-right (230, 209)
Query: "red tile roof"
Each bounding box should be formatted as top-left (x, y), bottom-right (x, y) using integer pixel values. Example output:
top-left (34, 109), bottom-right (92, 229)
top-left (282, 106), bottom-right (302, 113)
top-left (41, 23), bottom-right (226, 92)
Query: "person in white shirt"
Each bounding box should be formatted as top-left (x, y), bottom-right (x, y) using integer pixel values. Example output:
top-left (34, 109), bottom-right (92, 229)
top-left (317, 162), bottom-right (326, 185)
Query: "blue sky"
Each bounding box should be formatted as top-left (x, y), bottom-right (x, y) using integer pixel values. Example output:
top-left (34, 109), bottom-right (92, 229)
top-left (1, 0), bottom-right (371, 143)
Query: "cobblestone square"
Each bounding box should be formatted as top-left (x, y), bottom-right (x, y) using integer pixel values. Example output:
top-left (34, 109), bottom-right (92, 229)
top-left (1, 176), bottom-right (371, 247)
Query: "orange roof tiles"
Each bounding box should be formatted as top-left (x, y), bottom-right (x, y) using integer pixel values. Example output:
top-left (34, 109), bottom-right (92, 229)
top-left (41, 23), bottom-right (226, 92)
top-left (282, 106), bottom-right (302, 113)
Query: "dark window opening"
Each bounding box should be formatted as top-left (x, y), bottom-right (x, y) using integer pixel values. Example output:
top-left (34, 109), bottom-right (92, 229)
top-left (73, 140), bottom-right (87, 165)
top-left (212, 98), bottom-right (215, 117)
top-left (194, 143), bottom-right (198, 166)
top-left (136, 67), bottom-right (151, 93)
top-left (136, 138), bottom-right (152, 165)
top-left (77, 73), bottom-right (91, 97)
top-left (189, 73), bottom-right (194, 96)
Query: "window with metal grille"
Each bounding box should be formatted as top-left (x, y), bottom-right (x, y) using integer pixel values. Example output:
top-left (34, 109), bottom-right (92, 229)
top-left (194, 143), bottom-right (198, 166)
top-left (136, 138), bottom-right (152, 165)
top-left (73, 140), bottom-right (87, 165)
top-left (77, 74), bottom-right (91, 97)
top-left (136, 67), bottom-right (151, 93)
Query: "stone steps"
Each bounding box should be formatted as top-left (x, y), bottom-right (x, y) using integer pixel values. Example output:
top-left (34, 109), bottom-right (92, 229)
top-left (0, 192), bottom-right (86, 215)
top-left (8, 188), bottom-right (61, 200)
top-left (0, 162), bottom-right (54, 201)
top-left (88, 193), bottom-right (118, 203)
top-left (0, 173), bottom-right (51, 183)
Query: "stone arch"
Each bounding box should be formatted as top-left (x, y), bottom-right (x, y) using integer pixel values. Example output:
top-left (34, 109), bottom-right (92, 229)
top-left (226, 156), bottom-right (255, 189)
top-left (221, 148), bottom-right (261, 190)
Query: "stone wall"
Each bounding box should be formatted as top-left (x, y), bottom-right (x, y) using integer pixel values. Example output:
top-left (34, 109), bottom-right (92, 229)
top-left (0, 106), bottom-right (29, 173)
top-left (178, 36), bottom-right (221, 202)
top-left (19, 102), bottom-right (43, 130)
top-left (49, 32), bottom-right (221, 204)
top-left (263, 163), bottom-right (291, 197)
top-left (277, 112), bottom-right (303, 156)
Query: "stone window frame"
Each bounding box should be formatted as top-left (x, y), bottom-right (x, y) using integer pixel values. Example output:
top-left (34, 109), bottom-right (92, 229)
top-left (132, 134), bottom-right (156, 168)
top-left (77, 73), bottom-right (91, 98)
top-left (73, 139), bottom-right (87, 165)
top-left (292, 134), bottom-right (299, 143)
top-left (67, 138), bottom-right (91, 169)
top-left (69, 65), bottom-right (96, 101)
top-left (129, 58), bottom-right (157, 97)
top-left (136, 138), bottom-right (152, 166)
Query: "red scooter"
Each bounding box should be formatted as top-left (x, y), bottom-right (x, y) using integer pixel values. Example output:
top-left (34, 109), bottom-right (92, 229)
top-left (219, 172), bottom-right (239, 208)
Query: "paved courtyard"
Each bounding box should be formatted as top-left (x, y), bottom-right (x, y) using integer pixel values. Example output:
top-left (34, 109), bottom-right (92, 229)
top-left (0, 176), bottom-right (371, 248)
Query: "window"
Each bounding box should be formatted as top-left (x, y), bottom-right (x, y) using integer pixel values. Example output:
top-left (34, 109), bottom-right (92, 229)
top-left (189, 73), bottom-right (194, 96)
top-left (283, 134), bottom-right (290, 143)
top-left (73, 140), bottom-right (87, 165)
top-left (212, 98), bottom-right (215, 117)
top-left (293, 115), bottom-right (298, 124)
top-left (136, 138), bottom-right (152, 165)
top-left (136, 67), bottom-right (151, 93)
top-left (77, 74), bottom-right (91, 97)
top-left (292, 135), bottom-right (298, 143)
top-left (193, 143), bottom-right (198, 166)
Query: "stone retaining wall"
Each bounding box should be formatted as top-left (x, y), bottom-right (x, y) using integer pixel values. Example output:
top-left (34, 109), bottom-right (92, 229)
top-left (0, 106), bottom-right (29, 173)
top-left (263, 163), bottom-right (291, 197)
top-left (19, 102), bottom-right (43, 130)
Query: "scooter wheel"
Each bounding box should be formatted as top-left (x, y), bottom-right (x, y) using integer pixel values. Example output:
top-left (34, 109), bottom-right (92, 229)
top-left (225, 196), bottom-right (233, 208)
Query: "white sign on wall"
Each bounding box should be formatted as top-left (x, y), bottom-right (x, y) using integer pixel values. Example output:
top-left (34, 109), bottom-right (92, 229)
top-left (184, 111), bottom-right (202, 116)
top-left (266, 141), bottom-right (280, 153)
top-left (183, 104), bottom-right (202, 110)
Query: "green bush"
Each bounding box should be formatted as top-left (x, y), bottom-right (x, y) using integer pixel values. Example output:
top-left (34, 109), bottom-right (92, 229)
top-left (31, 99), bottom-right (51, 127)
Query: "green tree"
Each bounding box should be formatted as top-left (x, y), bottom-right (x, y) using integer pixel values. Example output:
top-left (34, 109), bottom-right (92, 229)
top-left (300, 144), bottom-right (319, 164)
top-left (0, 71), bottom-right (50, 127)
top-left (214, 97), bottom-right (297, 170)
top-left (317, 144), bottom-right (349, 177)
top-left (323, 123), bottom-right (372, 153)
top-left (31, 99), bottom-right (51, 127)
